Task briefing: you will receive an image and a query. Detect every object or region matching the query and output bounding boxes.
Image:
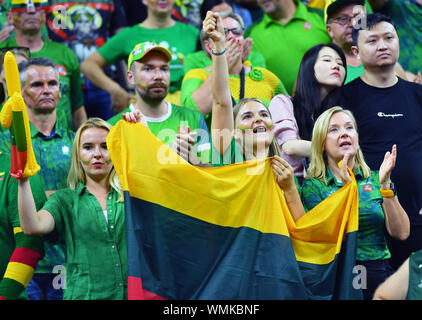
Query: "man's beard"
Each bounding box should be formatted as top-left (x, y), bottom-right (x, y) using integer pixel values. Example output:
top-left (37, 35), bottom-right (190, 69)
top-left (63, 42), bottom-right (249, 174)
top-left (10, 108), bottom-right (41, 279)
top-left (137, 84), bottom-right (169, 105)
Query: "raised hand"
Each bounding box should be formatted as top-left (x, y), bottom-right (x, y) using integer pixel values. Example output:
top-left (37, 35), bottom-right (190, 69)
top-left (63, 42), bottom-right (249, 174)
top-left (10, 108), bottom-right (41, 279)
top-left (203, 11), bottom-right (225, 44)
top-left (338, 153), bottom-right (351, 185)
top-left (379, 144), bottom-right (397, 187)
top-left (121, 109), bottom-right (149, 129)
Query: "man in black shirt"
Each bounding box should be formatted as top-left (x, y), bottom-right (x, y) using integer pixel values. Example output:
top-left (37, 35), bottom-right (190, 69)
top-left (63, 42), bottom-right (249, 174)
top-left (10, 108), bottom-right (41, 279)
top-left (336, 13), bottom-right (422, 271)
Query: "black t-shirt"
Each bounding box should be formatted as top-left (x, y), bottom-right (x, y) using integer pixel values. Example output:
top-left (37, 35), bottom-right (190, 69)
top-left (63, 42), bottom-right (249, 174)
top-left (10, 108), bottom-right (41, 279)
top-left (335, 77), bottom-right (422, 225)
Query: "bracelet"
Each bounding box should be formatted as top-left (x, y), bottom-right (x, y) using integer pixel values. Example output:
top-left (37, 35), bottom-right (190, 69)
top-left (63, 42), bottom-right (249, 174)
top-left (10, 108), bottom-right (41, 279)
top-left (380, 188), bottom-right (394, 198)
top-left (211, 48), bottom-right (226, 56)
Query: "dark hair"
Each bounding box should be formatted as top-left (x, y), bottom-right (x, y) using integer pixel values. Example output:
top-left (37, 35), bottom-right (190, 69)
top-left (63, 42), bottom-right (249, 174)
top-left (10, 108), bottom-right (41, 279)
top-left (292, 42), bottom-right (347, 141)
top-left (351, 13), bottom-right (396, 46)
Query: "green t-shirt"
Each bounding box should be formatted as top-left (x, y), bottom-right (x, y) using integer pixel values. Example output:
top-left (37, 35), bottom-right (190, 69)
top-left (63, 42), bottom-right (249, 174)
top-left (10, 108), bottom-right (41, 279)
top-left (108, 102), bottom-right (211, 164)
top-left (183, 50), bottom-right (267, 74)
top-left (42, 183), bottom-right (127, 300)
top-left (301, 168), bottom-right (391, 261)
top-left (211, 138), bottom-right (245, 167)
top-left (0, 152), bottom-right (46, 300)
top-left (98, 21), bottom-right (199, 93)
top-left (246, 0), bottom-right (331, 94)
top-left (0, 37), bottom-right (85, 131)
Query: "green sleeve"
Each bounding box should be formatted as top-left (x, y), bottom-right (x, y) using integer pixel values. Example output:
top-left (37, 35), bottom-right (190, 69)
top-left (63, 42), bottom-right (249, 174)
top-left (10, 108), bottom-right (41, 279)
top-left (97, 29), bottom-right (128, 65)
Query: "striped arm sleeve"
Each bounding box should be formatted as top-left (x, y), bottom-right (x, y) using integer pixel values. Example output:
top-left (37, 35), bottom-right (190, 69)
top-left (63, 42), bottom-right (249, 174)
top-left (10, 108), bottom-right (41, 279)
top-left (0, 227), bottom-right (44, 300)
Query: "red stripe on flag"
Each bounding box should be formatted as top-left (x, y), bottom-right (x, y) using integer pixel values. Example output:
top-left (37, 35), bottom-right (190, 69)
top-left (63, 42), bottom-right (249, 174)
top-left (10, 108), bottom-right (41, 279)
top-left (0, 296), bottom-right (6, 300)
top-left (10, 144), bottom-right (26, 179)
top-left (128, 276), bottom-right (166, 300)
top-left (9, 247), bottom-right (43, 269)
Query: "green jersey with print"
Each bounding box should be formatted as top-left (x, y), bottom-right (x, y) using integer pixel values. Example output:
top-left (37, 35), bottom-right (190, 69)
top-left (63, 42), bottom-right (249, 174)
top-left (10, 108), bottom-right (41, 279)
top-left (301, 168), bottom-right (391, 261)
top-left (108, 103), bottom-right (210, 164)
top-left (0, 37), bottom-right (84, 131)
top-left (98, 21), bottom-right (199, 93)
top-left (0, 152), bottom-right (46, 299)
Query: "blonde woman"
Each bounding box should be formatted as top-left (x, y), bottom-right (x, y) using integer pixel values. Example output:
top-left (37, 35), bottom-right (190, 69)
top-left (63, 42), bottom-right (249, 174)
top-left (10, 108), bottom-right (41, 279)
top-left (301, 106), bottom-right (410, 300)
top-left (17, 118), bottom-right (127, 300)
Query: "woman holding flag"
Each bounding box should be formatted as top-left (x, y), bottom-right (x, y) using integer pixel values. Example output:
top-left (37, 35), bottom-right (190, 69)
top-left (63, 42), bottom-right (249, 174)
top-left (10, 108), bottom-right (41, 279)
top-left (17, 118), bottom-right (128, 300)
top-left (202, 11), bottom-right (305, 222)
top-left (301, 106), bottom-right (410, 300)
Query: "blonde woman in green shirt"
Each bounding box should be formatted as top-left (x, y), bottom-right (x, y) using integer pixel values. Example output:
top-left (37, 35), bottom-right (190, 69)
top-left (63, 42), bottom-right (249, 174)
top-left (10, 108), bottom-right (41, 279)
top-left (17, 118), bottom-right (127, 300)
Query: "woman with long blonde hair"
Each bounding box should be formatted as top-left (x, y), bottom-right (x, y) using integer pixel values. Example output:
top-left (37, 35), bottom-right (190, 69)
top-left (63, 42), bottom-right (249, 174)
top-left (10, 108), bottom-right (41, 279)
top-left (301, 106), bottom-right (410, 300)
top-left (17, 118), bottom-right (127, 300)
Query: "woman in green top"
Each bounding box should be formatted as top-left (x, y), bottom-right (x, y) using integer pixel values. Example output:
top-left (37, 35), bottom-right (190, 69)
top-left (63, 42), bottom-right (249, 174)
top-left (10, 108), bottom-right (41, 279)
top-left (17, 118), bottom-right (127, 300)
top-left (203, 11), bottom-right (305, 222)
top-left (301, 106), bottom-right (410, 300)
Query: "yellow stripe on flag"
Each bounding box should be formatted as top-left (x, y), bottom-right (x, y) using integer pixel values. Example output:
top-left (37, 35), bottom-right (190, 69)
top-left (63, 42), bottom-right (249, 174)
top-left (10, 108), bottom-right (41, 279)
top-left (4, 261), bottom-right (35, 287)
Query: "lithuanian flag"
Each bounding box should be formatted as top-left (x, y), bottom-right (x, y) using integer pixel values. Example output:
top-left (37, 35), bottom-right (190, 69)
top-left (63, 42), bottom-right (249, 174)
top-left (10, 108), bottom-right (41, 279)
top-left (107, 121), bottom-right (362, 300)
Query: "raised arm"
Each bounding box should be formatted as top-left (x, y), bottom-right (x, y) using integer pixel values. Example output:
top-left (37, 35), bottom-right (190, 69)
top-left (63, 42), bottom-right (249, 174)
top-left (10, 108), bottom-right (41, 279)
top-left (18, 178), bottom-right (55, 236)
top-left (204, 11), bottom-right (234, 155)
top-left (378, 145), bottom-right (410, 240)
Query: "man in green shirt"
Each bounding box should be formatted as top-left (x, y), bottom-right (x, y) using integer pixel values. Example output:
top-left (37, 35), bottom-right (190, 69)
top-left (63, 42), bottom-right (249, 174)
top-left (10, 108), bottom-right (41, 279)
top-left (0, 0), bottom-right (87, 131)
top-left (108, 42), bottom-right (211, 167)
top-left (0, 57), bottom-right (75, 300)
top-left (81, 0), bottom-right (199, 112)
top-left (245, 0), bottom-right (331, 94)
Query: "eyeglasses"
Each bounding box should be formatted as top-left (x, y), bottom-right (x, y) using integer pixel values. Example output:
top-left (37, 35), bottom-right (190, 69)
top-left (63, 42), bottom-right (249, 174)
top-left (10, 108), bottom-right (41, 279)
top-left (329, 15), bottom-right (357, 26)
top-left (224, 27), bottom-right (244, 37)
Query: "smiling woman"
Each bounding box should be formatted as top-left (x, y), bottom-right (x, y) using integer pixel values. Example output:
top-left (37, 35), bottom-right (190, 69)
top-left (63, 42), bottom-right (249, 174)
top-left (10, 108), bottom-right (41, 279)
top-left (17, 118), bottom-right (128, 300)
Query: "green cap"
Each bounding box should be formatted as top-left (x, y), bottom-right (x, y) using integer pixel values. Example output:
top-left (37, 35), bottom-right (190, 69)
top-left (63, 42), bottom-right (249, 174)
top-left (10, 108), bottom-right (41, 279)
top-left (127, 42), bottom-right (172, 70)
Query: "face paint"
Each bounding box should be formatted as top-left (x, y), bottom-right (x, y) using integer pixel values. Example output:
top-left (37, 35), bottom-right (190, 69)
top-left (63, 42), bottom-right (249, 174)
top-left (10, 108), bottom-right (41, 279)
top-left (53, 91), bottom-right (60, 102)
top-left (23, 88), bottom-right (37, 103)
top-left (136, 82), bottom-right (147, 92)
top-left (105, 158), bottom-right (112, 165)
top-left (80, 157), bottom-right (91, 166)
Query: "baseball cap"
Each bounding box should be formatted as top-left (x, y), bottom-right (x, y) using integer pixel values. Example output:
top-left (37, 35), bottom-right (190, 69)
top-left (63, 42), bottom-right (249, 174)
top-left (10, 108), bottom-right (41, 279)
top-left (11, 0), bottom-right (48, 12)
top-left (324, 0), bottom-right (365, 23)
top-left (127, 42), bottom-right (172, 70)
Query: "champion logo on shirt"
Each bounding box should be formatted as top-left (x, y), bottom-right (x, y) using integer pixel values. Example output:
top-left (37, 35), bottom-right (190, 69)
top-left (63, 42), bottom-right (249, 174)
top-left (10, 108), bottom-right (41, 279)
top-left (362, 184), bottom-right (372, 192)
top-left (377, 112), bottom-right (403, 119)
top-left (0, 171), bottom-right (4, 181)
top-left (56, 65), bottom-right (67, 77)
top-left (303, 22), bottom-right (312, 30)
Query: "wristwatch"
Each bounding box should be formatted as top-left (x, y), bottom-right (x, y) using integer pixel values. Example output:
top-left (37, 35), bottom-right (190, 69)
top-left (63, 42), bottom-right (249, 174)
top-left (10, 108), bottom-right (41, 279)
top-left (380, 182), bottom-right (396, 198)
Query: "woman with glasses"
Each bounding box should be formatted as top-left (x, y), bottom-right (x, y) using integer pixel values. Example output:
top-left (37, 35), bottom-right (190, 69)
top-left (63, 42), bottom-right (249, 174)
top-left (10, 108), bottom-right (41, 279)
top-left (181, 11), bottom-right (288, 132)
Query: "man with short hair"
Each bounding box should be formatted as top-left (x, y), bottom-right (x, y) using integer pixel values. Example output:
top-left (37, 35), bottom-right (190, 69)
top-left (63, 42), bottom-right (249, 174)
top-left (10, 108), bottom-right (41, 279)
top-left (245, 0), bottom-right (331, 94)
top-left (108, 42), bottom-right (211, 167)
top-left (324, 0), bottom-right (414, 83)
top-left (0, 0), bottom-right (87, 131)
top-left (0, 57), bottom-right (75, 300)
top-left (336, 13), bottom-right (422, 273)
